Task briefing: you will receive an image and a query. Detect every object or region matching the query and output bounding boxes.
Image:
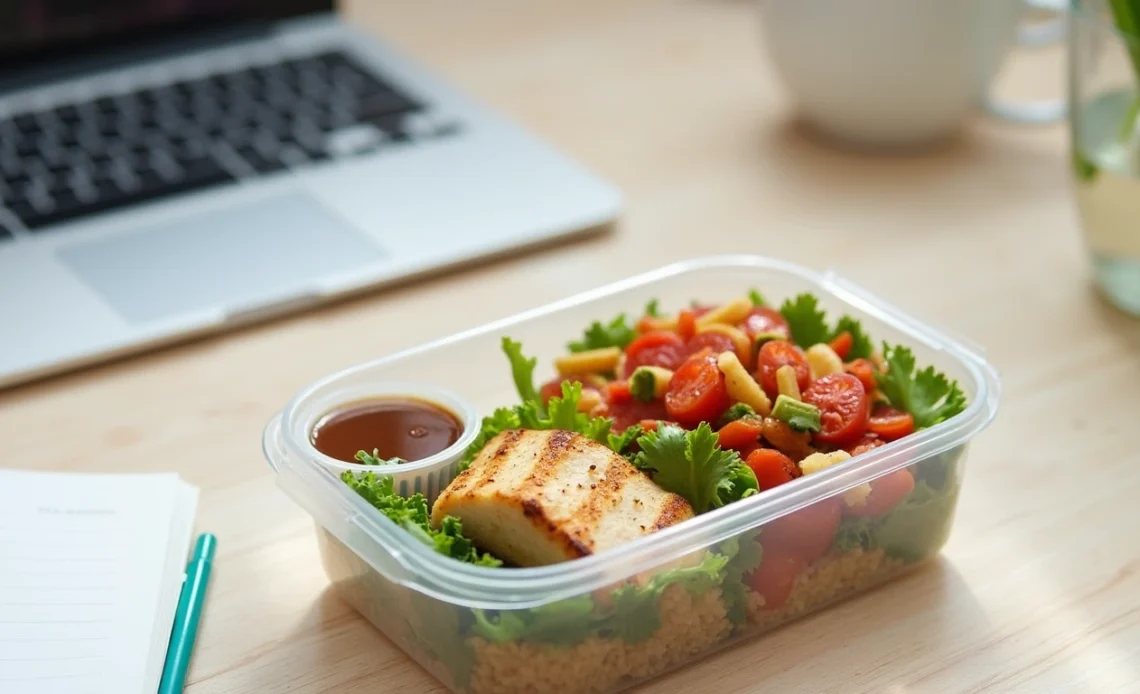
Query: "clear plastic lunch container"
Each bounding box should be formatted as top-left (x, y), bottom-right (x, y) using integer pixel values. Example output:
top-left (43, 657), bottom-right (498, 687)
top-left (262, 256), bottom-right (1000, 694)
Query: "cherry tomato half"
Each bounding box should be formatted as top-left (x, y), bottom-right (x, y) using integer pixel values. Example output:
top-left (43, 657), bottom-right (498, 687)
top-left (623, 331), bottom-right (687, 378)
top-left (755, 340), bottom-right (811, 399)
top-left (844, 468), bottom-right (915, 517)
top-left (602, 398), bottom-right (668, 432)
top-left (606, 380), bottom-right (632, 405)
top-left (845, 433), bottom-right (884, 457)
top-left (664, 353), bottom-right (731, 428)
top-left (747, 547), bottom-right (807, 610)
top-left (741, 306), bottom-right (791, 339)
top-left (686, 331), bottom-right (736, 358)
top-left (868, 405), bottom-right (916, 442)
top-left (802, 373), bottom-right (870, 447)
top-left (745, 448), bottom-right (800, 491)
top-left (762, 498), bottom-right (842, 564)
top-left (717, 417), bottom-right (765, 451)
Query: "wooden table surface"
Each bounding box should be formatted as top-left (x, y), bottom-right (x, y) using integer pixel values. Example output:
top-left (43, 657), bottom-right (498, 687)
top-left (4, 1), bottom-right (1140, 692)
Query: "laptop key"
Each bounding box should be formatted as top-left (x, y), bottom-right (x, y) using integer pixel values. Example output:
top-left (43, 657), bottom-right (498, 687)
top-left (14, 157), bottom-right (233, 231)
top-left (235, 146), bottom-right (286, 174)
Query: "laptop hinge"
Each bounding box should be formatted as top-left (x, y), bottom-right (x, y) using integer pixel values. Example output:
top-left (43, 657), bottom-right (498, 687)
top-left (0, 21), bottom-right (278, 95)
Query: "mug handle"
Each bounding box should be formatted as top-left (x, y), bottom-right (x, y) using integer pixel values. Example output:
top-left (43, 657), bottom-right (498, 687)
top-left (982, 0), bottom-right (1067, 124)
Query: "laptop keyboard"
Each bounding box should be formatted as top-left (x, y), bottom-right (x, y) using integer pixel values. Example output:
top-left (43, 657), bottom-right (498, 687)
top-left (0, 51), bottom-right (455, 233)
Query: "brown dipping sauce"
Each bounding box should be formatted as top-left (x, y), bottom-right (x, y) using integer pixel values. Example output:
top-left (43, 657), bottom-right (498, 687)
top-left (310, 397), bottom-right (463, 464)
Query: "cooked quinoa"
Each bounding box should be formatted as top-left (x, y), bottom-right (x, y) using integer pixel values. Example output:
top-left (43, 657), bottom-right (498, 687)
top-left (745, 548), bottom-right (907, 630)
top-left (467, 585), bottom-right (731, 694)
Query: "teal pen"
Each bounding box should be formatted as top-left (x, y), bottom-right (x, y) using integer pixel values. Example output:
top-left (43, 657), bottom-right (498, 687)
top-left (159, 533), bottom-right (217, 694)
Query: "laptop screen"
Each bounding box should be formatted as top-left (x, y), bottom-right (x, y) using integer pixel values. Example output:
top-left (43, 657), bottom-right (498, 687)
top-left (0, 1), bottom-right (333, 68)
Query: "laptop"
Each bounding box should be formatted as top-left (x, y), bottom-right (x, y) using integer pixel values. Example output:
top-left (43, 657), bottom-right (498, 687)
top-left (0, 2), bottom-right (621, 389)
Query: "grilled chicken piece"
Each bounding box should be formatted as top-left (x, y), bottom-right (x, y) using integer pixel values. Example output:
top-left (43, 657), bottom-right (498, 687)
top-left (432, 429), bottom-right (694, 567)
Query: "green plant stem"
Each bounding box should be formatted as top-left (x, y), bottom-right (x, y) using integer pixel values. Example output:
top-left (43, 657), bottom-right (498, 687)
top-left (1108, 0), bottom-right (1140, 79)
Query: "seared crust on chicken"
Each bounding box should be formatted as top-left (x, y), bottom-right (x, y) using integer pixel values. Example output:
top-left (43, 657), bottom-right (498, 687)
top-left (432, 429), bottom-right (693, 567)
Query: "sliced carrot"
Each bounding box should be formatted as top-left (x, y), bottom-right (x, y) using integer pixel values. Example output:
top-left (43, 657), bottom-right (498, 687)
top-left (677, 309), bottom-right (698, 341)
top-left (717, 417), bottom-right (765, 451)
top-left (745, 448), bottom-right (800, 491)
top-left (829, 331), bottom-right (853, 361)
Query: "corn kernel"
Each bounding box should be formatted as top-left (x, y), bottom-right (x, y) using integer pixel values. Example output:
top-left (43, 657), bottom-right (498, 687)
top-left (554, 346), bottom-right (622, 376)
top-left (776, 365), bottom-right (802, 400)
top-left (717, 351), bottom-right (772, 416)
top-left (695, 297), bottom-right (752, 330)
top-left (799, 450), bottom-right (852, 476)
top-left (805, 343), bottom-right (844, 379)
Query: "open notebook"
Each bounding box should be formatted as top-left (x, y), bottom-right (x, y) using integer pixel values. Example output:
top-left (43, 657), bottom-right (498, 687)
top-left (0, 470), bottom-right (198, 694)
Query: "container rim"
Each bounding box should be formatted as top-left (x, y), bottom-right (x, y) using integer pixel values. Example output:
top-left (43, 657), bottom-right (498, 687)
top-left (272, 255), bottom-right (1001, 609)
top-left (279, 380), bottom-right (480, 476)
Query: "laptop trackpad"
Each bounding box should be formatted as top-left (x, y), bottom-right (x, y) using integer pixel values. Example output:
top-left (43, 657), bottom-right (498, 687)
top-left (59, 194), bottom-right (385, 325)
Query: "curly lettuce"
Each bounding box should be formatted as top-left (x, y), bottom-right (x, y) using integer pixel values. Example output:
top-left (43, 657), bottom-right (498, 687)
top-left (342, 468), bottom-right (502, 567)
top-left (472, 545), bottom-right (733, 646)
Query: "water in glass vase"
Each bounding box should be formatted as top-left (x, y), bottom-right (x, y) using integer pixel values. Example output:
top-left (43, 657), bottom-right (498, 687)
top-left (1074, 90), bottom-right (1140, 315)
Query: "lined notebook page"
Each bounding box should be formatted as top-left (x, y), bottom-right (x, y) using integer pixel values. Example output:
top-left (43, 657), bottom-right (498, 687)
top-left (0, 470), bottom-right (198, 694)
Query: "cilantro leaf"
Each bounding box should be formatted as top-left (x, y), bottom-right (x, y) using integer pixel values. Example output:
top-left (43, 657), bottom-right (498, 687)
top-left (644, 299), bottom-right (661, 318)
top-left (779, 293), bottom-right (831, 348)
top-left (633, 422), bottom-right (758, 513)
top-left (718, 534), bottom-right (763, 625)
top-left (876, 343), bottom-right (967, 429)
top-left (832, 315), bottom-right (873, 360)
top-left (748, 289), bottom-right (767, 307)
top-left (355, 449), bottom-right (406, 466)
top-left (502, 336), bottom-right (541, 407)
top-left (568, 314), bottom-right (636, 353)
top-left (342, 471), bottom-right (502, 567)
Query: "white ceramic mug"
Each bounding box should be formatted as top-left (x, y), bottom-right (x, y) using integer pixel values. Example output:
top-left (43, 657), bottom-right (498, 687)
top-left (757, 0), bottom-right (1066, 148)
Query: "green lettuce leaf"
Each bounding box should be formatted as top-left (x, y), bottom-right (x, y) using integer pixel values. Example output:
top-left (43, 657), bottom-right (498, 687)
top-left (876, 343), bottom-right (968, 429)
top-left (831, 461), bottom-right (960, 562)
top-left (633, 423), bottom-right (758, 513)
top-left (833, 515), bottom-right (882, 553)
top-left (471, 549), bottom-right (730, 646)
top-left (461, 380), bottom-right (634, 469)
top-left (472, 596), bottom-right (597, 646)
top-left (644, 299), bottom-right (662, 318)
top-left (748, 289), bottom-right (767, 307)
top-left (872, 480), bottom-right (960, 562)
top-left (502, 336), bottom-right (542, 407)
top-left (342, 470), bottom-right (502, 567)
